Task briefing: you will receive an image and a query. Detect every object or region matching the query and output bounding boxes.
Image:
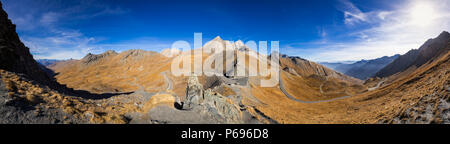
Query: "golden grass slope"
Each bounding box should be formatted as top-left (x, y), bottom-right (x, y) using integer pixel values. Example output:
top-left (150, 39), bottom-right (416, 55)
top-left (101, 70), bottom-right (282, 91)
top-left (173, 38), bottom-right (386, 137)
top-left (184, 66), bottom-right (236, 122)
top-left (51, 50), bottom-right (172, 94)
top-left (245, 51), bottom-right (449, 123)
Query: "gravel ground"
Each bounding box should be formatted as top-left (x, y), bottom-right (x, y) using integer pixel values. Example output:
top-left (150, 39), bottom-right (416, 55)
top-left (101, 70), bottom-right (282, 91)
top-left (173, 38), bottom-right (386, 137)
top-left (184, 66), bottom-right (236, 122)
top-left (0, 76), bottom-right (87, 124)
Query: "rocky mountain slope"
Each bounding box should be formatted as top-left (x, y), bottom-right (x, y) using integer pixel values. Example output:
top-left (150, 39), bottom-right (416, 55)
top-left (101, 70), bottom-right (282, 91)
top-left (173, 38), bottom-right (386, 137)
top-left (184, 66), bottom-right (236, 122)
top-left (0, 2), bottom-right (55, 87)
top-left (375, 31), bottom-right (450, 78)
top-left (50, 49), bottom-right (174, 94)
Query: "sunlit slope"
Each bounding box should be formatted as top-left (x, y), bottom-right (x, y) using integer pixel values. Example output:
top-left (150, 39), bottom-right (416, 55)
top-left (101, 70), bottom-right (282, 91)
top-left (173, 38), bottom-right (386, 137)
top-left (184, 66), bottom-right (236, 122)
top-left (246, 51), bottom-right (449, 123)
top-left (51, 50), bottom-right (172, 94)
top-left (279, 56), bottom-right (366, 101)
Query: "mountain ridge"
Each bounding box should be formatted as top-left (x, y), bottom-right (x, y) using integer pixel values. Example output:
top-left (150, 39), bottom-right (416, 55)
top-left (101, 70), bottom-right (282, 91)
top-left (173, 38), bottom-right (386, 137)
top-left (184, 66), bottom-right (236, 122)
top-left (375, 31), bottom-right (450, 78)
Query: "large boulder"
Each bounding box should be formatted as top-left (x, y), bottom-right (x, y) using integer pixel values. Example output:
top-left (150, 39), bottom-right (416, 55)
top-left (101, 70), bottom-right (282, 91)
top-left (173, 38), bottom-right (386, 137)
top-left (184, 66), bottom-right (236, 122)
top-left (183, 75), bottom-right (203, 109)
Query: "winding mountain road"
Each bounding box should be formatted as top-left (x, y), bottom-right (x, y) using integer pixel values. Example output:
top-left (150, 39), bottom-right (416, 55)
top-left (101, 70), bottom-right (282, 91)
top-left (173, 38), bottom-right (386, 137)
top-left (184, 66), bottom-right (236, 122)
top-left (161, 71), bottom-right (173, 91)
top-left (279, 73), bottom-right (353, 104)
top-left (368, 80), bottom-right (385, 91)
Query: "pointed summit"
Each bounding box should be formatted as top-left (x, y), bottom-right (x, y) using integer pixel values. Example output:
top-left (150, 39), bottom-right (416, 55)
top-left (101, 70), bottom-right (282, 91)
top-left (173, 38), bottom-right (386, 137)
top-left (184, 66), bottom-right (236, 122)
top-left (234, 40), bottom-right (247, 51)
top-left (81, 50), bottom-right (118, 65)
top-left (213, 36), bottom-right (222, 41)
top-left (437, 31), bottom-right (450, 39)
top-left (234, 40), bottom-right (244, 46)
top-left (375, 31), bottom-right (450, 78)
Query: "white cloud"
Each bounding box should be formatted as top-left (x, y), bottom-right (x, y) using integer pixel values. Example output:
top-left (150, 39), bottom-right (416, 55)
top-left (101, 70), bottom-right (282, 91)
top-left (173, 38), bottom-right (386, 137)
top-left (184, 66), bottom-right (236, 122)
top-left (29, 36), bottom-right (173, 60)
top-left (23, 30), bottom-right (99, 59)
top-left (2, 0), bottom-right (130, 60)
top-left (341, 0), bottom-right (369, 25)
top-left (290, 0), bottom-right (450, 62)
top-left (33, 50), bottom-right (88, 60)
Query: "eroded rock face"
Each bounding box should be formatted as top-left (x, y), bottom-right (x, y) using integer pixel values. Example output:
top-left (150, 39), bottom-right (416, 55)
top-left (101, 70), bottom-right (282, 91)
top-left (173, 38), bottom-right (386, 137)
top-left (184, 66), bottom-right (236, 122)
top-left (182, 75), bottom-right (242, 123)
top-left (183, 75), bottom-right (204, 109)
top-left (202, 89), bottom-right (242, 123)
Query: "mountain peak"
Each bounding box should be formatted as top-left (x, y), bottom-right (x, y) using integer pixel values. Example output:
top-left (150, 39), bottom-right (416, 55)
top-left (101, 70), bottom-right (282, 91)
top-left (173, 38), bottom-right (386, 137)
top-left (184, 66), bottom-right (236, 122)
top-left (234, 40), bottom-right (244, 45)
top-left (81, 50), bottom-right (117, 65)
top-left (213, 36), bottom-right (222, 41)
top-left (375, 31), bottom-right (450, 78)
top-left (437, 31), bottom-right (450, 39)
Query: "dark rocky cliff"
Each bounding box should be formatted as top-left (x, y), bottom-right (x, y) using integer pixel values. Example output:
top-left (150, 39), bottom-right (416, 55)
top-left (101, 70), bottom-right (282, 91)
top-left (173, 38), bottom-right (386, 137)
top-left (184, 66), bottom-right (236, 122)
top-left (0, 2), bottom-right (54, 86)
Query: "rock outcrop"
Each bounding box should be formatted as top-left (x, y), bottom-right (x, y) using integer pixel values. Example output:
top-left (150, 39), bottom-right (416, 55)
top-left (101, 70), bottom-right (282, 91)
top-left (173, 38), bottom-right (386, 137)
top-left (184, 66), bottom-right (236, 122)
top-left (81, 50), bottom-right (118, 65)
top-left (388, 92), bottom-right (449, 124)
top-left (182, 75), bottom-right (204, 109)
top-left (182, 75), bottom-right (242, 123)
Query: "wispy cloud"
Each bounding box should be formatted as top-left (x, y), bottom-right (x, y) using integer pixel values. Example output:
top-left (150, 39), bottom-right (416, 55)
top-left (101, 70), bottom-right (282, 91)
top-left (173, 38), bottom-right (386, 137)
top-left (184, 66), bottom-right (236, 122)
top-left (23, 29), bottom-right (98, 59)
top-left (286, 0), bottom-right (450, 62)
top-left (39, 12), bottom-right (61, 25)
top-left (340, 0), bottom-right (369, 25)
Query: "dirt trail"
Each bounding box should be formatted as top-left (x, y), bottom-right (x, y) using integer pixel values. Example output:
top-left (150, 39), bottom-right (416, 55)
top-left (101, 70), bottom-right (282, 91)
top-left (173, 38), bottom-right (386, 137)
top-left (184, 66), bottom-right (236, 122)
top-left (319, 77), bottom-right (328, 94)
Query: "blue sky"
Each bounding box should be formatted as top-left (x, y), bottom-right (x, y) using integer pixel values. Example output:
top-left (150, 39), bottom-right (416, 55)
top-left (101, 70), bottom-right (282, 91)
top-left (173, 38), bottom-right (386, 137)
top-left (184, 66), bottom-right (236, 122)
top-left (2, 0), bottom-right (450, 62)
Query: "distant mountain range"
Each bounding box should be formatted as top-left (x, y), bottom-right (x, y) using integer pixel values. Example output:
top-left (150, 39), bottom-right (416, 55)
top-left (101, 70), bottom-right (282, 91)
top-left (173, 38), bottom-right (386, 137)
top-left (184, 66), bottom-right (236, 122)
top-left (320, 54), bottom-right (400, 80)
top-left (36, 59), bottom-right (62, 66)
